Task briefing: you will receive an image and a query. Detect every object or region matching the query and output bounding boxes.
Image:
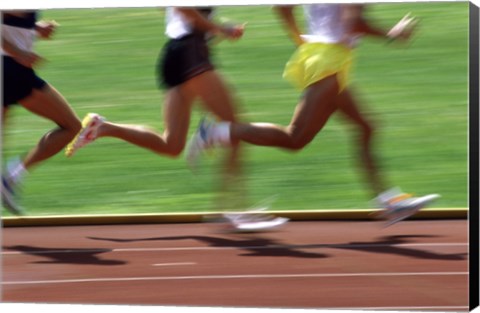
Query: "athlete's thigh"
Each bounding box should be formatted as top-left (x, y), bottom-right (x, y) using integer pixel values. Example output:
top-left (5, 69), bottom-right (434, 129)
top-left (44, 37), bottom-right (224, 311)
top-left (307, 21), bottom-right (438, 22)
top-left (182, 70), bottom-right (238, 123)
top-left (162, 87), bottom-right (195, 146)
top-left (19, 84), bottom-right (80, 129)
top-left (335, 88), bottom-right (372, 128)
top-left (289, 75), bottom-right (339, 138)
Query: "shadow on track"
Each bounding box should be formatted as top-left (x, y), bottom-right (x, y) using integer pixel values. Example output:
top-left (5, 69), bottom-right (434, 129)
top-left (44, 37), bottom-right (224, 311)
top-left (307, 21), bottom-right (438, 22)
top-left (87, 234), bottom-right (466, 261)
top-left (87, 235), bottom-right (329, 259)
top-left (3, 245), bottom-right (127, 265)
top-left (336, 235), bottom-right (467, 261)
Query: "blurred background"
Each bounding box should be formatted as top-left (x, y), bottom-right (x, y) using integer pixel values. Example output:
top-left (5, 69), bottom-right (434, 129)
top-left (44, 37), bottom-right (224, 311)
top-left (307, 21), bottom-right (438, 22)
top-left (2, 3), bottom-right (468, 216)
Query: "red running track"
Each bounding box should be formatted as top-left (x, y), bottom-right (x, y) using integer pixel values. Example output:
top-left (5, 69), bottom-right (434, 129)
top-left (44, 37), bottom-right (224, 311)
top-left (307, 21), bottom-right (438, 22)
top-left (1, 220), bottom-right (469, 311)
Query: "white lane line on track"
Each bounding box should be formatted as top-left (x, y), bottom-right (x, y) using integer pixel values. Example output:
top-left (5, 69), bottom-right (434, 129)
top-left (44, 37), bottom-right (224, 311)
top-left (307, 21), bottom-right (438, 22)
top-left (0, 242), bottom-right (468, 255)
top-left (152, 262), bottom-right (196, 267)
top-left (1, 271), bottom-right (468, 285)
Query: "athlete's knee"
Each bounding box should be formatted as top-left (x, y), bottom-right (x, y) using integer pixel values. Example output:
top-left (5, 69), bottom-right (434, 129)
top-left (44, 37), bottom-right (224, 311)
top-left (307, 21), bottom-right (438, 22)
top-left (59, 117), bottom-right (82, 139)
top-left (169, 147), bottom-right (184, 158)
top-left (284, 126), bottom-right (312, 151)
top-left (69, 118), bottom-right (82, 134)
top-left (359, 121), bottom-right (375, 141)
top-left (163, 141), bottom-right (185, 158)
top-left (288, 138), bottom-right (311, 151)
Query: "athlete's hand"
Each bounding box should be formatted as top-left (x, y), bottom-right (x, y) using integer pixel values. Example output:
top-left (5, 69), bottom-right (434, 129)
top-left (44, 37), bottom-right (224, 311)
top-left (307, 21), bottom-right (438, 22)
top-left (387, 13), bottom-right (418, 42)
top-left (220, 23), bottom-right (245, 40)
top-left (15, 50), bottom-right (44, 68)
top-left (35, 20), bottom-right (59, 39)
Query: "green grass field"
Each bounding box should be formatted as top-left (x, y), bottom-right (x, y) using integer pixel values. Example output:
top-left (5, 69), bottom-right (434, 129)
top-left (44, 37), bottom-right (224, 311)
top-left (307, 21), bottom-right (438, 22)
top-left (3, 3), bottom-right (469, 216)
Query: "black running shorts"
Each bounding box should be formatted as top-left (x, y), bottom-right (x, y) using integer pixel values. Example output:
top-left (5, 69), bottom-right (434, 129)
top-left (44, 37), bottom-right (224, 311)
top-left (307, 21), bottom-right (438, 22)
top-left (158, 34), bottom-right (214, 89)
top-left (3, 55), bottom-right (47, 106)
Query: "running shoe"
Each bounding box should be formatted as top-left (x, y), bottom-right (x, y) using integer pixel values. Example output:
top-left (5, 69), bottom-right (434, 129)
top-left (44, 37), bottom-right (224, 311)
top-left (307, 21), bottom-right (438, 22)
top-left (376, 188), bottom-right (440, 226)
top-left (223, 207), bottom-right (289, 233)
top-left (65, 113), bottom-right (105, 157)
top-left (2, 175), bottom-right (25, 216)
top-left (186, 118), bottom-right (214, 169)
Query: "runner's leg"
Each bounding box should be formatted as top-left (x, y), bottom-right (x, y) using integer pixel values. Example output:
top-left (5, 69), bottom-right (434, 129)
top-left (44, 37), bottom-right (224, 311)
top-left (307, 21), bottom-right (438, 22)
top-left (19, 84), bottom-right (81, 169)
top-left (335, 88), bottom-right (388, 196)
top-left (230, 74), bottom-right (340, 150)
top-left (182, 70), bottom-right (244, 210)
top-left (94, 87), bottom-right (194, 157)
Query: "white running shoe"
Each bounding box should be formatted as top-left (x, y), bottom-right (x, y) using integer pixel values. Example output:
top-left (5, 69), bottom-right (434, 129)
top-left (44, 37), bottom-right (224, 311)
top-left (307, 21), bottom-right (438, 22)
top-left (376, 188), bottom-right (440, 226)
top-left (223, 208), bottom-right (289, 233)
top-left (2, 158), bottom-right (26, 216)
top-left (65, 113), bottom-right (105, 157)
top-left (2, 175), bottom-right (25, 216)
top-left (233, 216), bottom-right (289, 232)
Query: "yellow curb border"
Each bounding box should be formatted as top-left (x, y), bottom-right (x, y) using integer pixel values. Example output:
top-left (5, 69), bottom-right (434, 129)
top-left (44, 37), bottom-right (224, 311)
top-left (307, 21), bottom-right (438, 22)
top-left (1, 208), bottom-right (468, 227)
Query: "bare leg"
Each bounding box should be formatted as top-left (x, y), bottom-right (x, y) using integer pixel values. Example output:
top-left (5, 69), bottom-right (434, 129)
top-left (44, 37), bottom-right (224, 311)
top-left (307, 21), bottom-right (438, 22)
top-left (95, 87), bottom-right (194, 157)
top-left (182, 70), bottom-right (244, 210)
top-left (335, 88), bottom-right (388, 196)
top-left (18, 84), bottom-right (81, 170)
top-left (230, 74), bottom-right (340, 150)
top-left (69, 71), bottom-right (233, 161)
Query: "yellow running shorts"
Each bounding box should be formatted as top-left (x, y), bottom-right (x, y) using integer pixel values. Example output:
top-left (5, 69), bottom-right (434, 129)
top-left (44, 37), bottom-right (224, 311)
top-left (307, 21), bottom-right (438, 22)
top-left (283, 42), bottom-right (353, 92)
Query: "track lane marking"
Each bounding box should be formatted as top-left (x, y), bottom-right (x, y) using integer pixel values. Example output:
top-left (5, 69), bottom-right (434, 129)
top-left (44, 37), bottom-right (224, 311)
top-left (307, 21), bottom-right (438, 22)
top-left (1, 271), bottom-right (468, 285)
top-left (152, 262), bottom-right (196, 267)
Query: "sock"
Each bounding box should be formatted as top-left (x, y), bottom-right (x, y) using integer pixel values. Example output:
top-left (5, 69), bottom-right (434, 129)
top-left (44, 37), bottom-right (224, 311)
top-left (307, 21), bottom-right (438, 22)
top-left (211, 122), bottom-right (231, 146)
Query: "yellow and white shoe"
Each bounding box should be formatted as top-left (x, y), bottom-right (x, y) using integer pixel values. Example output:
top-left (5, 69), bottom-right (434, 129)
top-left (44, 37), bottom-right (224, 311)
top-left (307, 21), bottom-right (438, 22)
top-left (65, 113), bottom-right (105, 157)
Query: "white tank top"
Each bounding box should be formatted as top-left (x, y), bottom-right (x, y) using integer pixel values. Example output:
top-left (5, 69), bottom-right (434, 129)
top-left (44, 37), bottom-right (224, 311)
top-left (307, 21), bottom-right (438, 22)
top-left (165, 7), bottom-right (214, 39)
top-left (1, 13), bottom-right (37, 56)
top-left (165, 7), bottom-right (192, 39)
top-left (1, 26), bottom-right (35, 56)
top-left (301, 4), bottom-right (358, 46)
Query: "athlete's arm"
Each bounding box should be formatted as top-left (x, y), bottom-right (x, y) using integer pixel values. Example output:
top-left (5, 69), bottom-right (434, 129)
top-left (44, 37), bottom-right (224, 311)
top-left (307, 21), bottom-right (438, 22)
top-left (274, 5), bottom-right (305, 47)
top-left (341, 5), bottom-right (386, 38)
top-left (2, 35), bottom-right (42, 68)
top-left (175, 8), bottom-right (244, 40)
top-left (341, 5), bottom-right (417, 42)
